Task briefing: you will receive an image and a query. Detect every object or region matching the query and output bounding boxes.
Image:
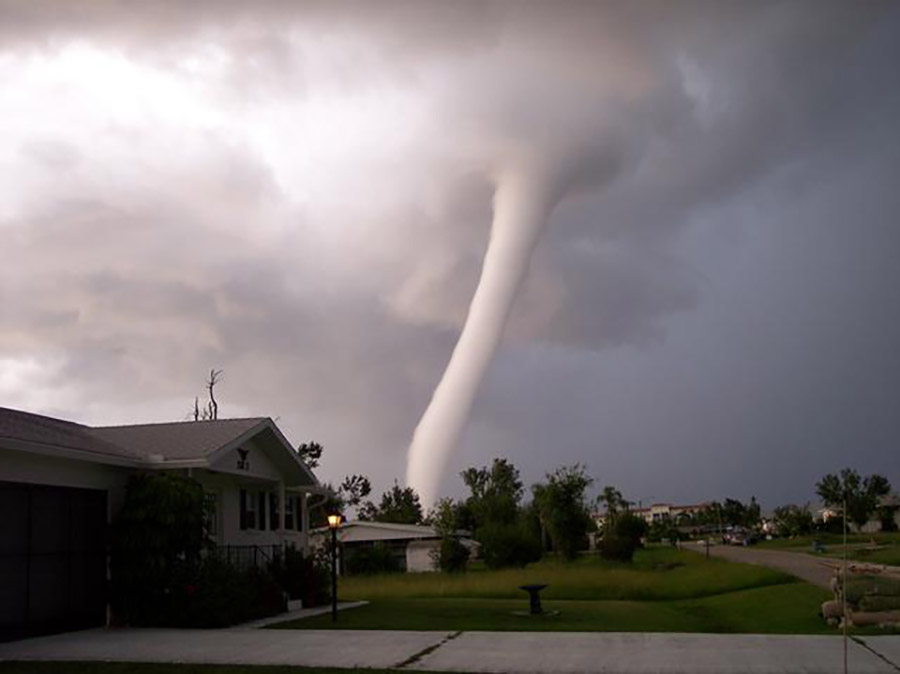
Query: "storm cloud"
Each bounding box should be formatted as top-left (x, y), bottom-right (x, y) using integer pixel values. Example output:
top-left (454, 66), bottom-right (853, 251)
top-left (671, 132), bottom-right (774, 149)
top-left (1, 1), bottom-right (898, 508)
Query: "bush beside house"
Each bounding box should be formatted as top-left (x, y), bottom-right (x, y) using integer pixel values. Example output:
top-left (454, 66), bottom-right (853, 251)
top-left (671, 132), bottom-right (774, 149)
top-left (111, 473), bottom-right (326, 627)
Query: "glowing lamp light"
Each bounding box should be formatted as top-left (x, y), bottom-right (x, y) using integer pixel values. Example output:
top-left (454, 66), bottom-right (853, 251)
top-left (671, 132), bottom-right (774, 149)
top-left (327, 514), bottom-right (342, 529)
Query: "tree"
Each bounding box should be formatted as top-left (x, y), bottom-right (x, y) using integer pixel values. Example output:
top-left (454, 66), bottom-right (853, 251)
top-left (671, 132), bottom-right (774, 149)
top-left (816, 469), bottom-right (891, 531)
top-left (598, 486), bottom-right (626, 527)
top-left (340, 474), bottom-right (372, 509)
top-left (359, 483), bottom-right (424, 524)
top-left (532, 464), bottom-right (594, 560)
top-left (717, 497), bottom-right (761, 529)
top-left (461, 458), bottom-right (523, 531)
top-left (297, 442), bottom-right (324, 469)
top-left (110, 473), bottom-right (210, 624)
top-left (772, 504), bottom-right (814, 537)
top-left (190, 368), bottom-right (224, 421)
top-left (295, 437), bottom-right (373, 525)
top-left (429, 498), bottom-right (470, 572)
top-left (600, 511), bottom-right (648, 562)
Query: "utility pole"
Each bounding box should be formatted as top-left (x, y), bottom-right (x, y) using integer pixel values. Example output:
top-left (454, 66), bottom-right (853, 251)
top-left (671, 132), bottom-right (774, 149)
top-left (842, 494), bottom-right (848, 674)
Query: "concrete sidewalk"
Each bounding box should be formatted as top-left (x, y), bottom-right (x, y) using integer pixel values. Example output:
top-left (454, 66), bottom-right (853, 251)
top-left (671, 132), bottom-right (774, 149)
top-left (2, 627), bottom-right (900, 673)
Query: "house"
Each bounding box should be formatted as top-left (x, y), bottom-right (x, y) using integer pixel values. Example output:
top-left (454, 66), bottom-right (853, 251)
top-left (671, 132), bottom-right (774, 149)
top-left (593, 502), bottom-right (710, 529)
top-left (815, 494), bottom-right (900, 533)
top-left (313, 520), bottom-right (477, 573)
top-left (0, 405), bottom-right (323, 641)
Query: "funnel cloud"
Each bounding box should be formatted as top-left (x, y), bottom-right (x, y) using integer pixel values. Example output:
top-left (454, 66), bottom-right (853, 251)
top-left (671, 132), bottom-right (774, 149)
top-left (407, 162), bottom-right (568, 506)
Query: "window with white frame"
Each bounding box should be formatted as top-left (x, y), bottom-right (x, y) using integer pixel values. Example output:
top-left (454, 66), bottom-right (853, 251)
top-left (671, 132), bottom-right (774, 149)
top-left (285, 495), bottom-right (295, 530)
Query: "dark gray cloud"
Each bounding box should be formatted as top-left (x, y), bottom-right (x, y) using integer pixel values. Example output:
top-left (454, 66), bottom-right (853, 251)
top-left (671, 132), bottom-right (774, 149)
top-left (0, 1), bottom-right (898, 508)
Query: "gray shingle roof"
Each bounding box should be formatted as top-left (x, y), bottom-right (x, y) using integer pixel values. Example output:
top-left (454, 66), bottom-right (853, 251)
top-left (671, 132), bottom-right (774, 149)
top-left (88, 417), bottom-right (267, 461)
top-left (0, 406), bottom-right (142, 460)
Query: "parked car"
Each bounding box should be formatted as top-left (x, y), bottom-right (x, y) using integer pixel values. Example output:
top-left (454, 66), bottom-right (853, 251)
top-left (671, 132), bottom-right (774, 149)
top-left (723, 527), bottom-right (759, 546)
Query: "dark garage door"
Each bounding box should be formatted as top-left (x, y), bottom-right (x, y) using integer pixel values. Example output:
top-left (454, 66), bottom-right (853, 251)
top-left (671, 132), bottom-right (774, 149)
top-left (0, 481), bottom-right (108, 641)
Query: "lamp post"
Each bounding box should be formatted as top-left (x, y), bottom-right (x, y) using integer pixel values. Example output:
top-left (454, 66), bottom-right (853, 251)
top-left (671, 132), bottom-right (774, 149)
top-left (327, 513), bottom-right (342, 622)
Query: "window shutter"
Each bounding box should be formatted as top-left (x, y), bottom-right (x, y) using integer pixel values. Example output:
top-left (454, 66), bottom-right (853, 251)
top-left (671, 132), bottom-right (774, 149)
top-left (270, 493), bottom-right (278, 531)
top-left (297, 495), bottom-right (304, 531)
top-left (258, 492), bottom-right (267, 531)
top-left (239, 489), bottom-right (247, 530)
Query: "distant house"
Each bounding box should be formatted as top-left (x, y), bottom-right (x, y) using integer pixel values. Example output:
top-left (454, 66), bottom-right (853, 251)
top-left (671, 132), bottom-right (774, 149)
top-left (593, 502), bottom-right (710, 529)
top-left (313, 520), bottom-right (477, 573)
top-left (815, 494), bottom-right (900, 533)
top-left (0, 405), bottom-right (323, 641)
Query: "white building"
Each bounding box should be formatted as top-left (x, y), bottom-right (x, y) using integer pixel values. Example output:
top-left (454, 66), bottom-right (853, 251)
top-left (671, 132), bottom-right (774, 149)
top-left (0, 405), bottom-right (323, 640)
top-left (313, 520), bottom-right (477, 573)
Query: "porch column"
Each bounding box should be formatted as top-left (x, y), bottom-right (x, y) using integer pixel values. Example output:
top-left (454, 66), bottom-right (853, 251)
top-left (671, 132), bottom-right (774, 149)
top-left (278, 481), bottom-right (286, 539)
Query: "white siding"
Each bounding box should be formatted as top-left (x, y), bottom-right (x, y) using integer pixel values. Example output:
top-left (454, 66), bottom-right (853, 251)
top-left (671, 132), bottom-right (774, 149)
top-left (406, 540), bottom-right (439, 573)
top-left (0, 446), bottom-right (129, 517)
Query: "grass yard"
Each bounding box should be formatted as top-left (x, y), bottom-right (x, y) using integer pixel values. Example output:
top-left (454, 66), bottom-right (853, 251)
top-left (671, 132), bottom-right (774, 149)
top-left (272, 583), bottom-right (831, 634)
top-left (270, 547), bottom-right (834, 634)
top-left (332, 546), bottom-right (792, 601)
top-left (758, 533), bottom-right (900, 566)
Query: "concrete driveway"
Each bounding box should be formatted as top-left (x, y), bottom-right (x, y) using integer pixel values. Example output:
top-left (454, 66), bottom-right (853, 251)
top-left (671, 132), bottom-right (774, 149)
top-left (2, 627), bottom-right (900, 673)
top-left (695, 542), bottom-right (838, 588)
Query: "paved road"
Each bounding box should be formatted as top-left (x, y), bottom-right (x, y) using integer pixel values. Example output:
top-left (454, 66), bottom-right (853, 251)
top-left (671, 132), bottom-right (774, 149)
top-left (695, 543), bottom-right (838, 589)
top-left (2, 627), bottom-right (900, 673)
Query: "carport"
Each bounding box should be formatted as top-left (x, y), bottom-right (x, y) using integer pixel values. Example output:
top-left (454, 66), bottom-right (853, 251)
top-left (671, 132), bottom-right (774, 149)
top-left (0, 481), bottom-right (108, 641)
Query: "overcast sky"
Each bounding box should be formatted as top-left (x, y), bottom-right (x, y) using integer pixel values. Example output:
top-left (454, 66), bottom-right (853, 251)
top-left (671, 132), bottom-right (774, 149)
top-left (1, 1), bottom-right (898, 510)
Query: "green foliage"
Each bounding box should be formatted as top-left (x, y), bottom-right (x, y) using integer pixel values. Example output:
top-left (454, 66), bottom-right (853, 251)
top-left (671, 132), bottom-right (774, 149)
top-left (437, 537), bottom-right (471, 573)
top-left (429, 497), bottom-right (463, 536)
top-left (478, 522), bottom-right (542, 569)
top-left (359, 483), bottom-right (424, 524)
top-left (646, 519), bottom-right (683, 545)
top-left (772, 504), bottom-right (814, 537)
top-left (428, 498), bottom-right (471, 572)
top-left (720, 497), bottom-right (761, 528)
top-left (310, 472), bottom-right (372, 526)
top-left (344, 542), bottom-right (402, 575)
top-left (532, 464), bottom-right (594, 560)
top-left (598, 485), bottom-right (626, 524)
top-left (816, 468), bottom-right (891, 530)
top-left (461, 458), bottom-right (524, 531)
top-left (110, 472), bottom-right (210, 625)
top-left (878, 505), bottom-right (899, 532)
top-left (110, 472), bottom-right (292, 627)
top-left (176, 558), bottom-right (286, 627)
top-left (296, 441), bottom-right (323, 469)
top-left (269, 546), bottom-right (331, 606)
top-left (600, 511), bottom-right (648, 562)
top-left (340, 474), bottom-right (373, 508)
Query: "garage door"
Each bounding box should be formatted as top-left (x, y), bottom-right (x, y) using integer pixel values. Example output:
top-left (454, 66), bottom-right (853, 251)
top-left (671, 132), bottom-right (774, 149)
top-left (0, 481), bottom-right (108, 641)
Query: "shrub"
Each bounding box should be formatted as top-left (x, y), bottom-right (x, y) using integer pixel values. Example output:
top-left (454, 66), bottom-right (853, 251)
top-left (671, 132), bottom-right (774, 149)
top-left (269, 546), bottom-right (331, 606)
top-left (344, 542), bottom-right (402, 575)
top-left (178, 558), bottom-right (286, 627)
top-left (110, 473), bottom-right (209, 626)
top-left (479, 522), bottom-right (542, 569)
top-left (437, 537), bottom-right (471, 573)
top-left (600, 512), bottom-right (648, 563)
top-left (532, 465), bottom-right (594, 561)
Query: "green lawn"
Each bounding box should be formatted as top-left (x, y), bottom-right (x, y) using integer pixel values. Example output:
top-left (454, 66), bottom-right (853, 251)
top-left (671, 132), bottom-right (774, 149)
top-left (758, 533), bottom-right (900, 566)
top-left (268, 547), bottom-right (833, 634)
top-left (332, 547), bottom-right (792, 601)
top-left (271, 583), bottom-right (831, 634)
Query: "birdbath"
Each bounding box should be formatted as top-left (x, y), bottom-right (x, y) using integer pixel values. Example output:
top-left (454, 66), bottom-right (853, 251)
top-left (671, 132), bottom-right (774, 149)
top-left (518, 584), bottom-right (548, 615)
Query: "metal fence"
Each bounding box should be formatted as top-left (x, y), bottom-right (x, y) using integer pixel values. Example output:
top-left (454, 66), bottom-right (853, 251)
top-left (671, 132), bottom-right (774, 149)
top-left (211, 544), bottom-right (283, 570)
